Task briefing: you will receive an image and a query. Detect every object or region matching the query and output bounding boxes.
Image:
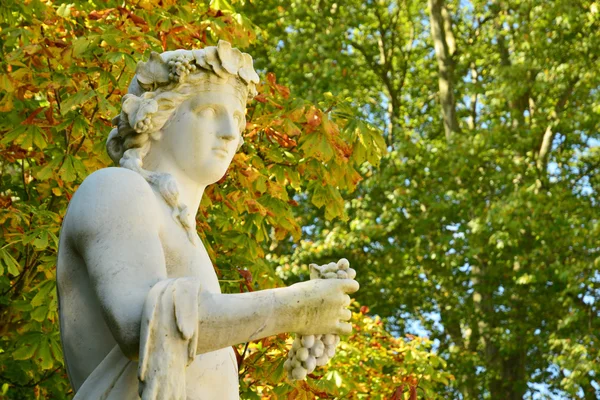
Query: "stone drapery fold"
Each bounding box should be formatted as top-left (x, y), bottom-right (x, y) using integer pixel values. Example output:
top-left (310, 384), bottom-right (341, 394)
top-left (72, 278), bottom-right (202, 400)
top-left (138, 278), bottom-right (202, 400)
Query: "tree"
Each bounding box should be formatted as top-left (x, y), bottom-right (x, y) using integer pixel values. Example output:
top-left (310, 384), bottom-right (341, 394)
top-left (0, 0), bottom-right (450, 398)
top-left (243, 0), bottom-right (600, 398)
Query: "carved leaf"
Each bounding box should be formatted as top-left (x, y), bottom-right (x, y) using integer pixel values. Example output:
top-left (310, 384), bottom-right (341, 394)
top-left (192, 49), bottom-right (210, 70)
top-left (135, 52), bottom-right (170, 89)
top-left (239, 53), bottom-right (260, 84)
top-left (217, 40), bottom-right (243, 75)
top-left (203, 46), bottom-right (228, 78)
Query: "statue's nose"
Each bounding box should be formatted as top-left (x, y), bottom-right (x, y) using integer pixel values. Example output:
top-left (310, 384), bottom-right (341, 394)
top-left (216, 115), bottom-right (237, 141)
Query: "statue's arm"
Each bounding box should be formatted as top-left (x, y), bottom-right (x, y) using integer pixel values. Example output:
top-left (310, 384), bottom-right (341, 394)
top-left (193, 278), bottom-right (358, 354)
top-left (66, 168), bottom-right (168, 359)
top-left (67, 168), bottom-right (358, 359)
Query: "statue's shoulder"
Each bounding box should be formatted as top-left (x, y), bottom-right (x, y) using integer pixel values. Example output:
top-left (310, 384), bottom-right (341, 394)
top-left (65, 167), bottom-right (161, 237)
top-left (77, 167), bottom-right (157, 206)
top-left (79, 167), bottom-right (152, 194)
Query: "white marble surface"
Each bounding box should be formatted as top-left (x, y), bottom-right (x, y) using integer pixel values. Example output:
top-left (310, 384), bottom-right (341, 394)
top-left (57, 41), bottom-right (359, 399)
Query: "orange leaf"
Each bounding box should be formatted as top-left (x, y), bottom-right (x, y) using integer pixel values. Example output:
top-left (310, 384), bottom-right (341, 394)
top-left (88, 8), bottom-right (114, 20)
top-left (390, 385), bottom-right (405, 400)
top-left (22, 108), bottom-right (45, 125)
top-left (266, 72), bottom-right (278, 86)
top-left (117, 7), bottom-right (146, 26)
top-left (322, 116), bottom-right (339, 137)
top-left (254, 93), bottom-right (268, 103)
top-left (44, 106), bottom-right (55, 125)
top-left (169, 26), bottom-right (186, 35)
top-left (409, 385), bottom-right (418, 400)
top-left (265, 72), bottom-right (290, 98)
top-left (306, 107), bottom-right (322, 128)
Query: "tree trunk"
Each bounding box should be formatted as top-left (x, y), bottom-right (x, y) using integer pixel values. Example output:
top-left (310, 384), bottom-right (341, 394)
top-left (428, 0), bottom-right (461, 141)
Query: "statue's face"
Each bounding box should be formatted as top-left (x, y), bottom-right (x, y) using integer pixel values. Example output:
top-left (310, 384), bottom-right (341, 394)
top-left (157, 82), bottom-right (245, 185)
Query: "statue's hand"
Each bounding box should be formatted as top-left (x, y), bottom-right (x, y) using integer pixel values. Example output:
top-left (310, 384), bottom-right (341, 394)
top-left (286, 278), bottom-right (359, 336)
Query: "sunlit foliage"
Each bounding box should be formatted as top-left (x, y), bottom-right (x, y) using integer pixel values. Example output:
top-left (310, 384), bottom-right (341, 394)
top-left (245, 0), bottom-right (600, 398)
top-left (0, 0), bottom-right (449, 399)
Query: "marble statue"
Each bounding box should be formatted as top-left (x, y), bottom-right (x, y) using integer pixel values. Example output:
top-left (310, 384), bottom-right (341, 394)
top-left (56, 41), bottom-right (359, 399)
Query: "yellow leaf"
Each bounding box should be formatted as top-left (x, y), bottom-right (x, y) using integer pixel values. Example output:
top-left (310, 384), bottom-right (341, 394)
top-left (0, 74), bottom-right (14, 92)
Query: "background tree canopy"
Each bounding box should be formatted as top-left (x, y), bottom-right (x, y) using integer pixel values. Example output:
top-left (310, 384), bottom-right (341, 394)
top-left (0, 0), bottom-right (598, 399)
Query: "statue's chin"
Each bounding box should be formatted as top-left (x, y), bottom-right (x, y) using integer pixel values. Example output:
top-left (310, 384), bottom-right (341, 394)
top-left (196, 164), bottom-right (231, 185)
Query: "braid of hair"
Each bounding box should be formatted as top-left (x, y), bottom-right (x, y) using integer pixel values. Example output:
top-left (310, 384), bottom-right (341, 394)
top-left (117, 124), bottom-right (197, 244)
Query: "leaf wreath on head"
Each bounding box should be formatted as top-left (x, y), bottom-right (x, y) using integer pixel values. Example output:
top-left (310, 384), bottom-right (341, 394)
top-left (134, 40), bottom-right (259, 97)
top-left (116, 40), bottom-right (260, 137)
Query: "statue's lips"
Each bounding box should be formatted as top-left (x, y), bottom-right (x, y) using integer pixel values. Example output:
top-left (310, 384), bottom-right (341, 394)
top-left (212, 147), bottom-right (229, 157)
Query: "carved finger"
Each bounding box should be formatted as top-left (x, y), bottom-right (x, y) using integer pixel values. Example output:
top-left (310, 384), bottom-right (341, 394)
top-left (339, 308), bottom-right (352, 321)
top-left (339, 279), bottom-right (359, 294)
top-left (336, 321), bottom-right (353, 335)
top-left (342, 294), bottom-right (351, 307)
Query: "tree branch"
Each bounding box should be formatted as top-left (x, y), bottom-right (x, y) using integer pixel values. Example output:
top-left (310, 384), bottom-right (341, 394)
top-left (536, 78), bottom-right (578, 173)
top-left (0, 366), bottom-right (62, 388)
top-left (469, 63), bottom-right (478, 130)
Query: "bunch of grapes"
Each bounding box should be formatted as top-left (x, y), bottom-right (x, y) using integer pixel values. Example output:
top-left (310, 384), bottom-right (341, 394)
top-left (134, 116), bottom-right (154, 133)
top-left (168, 56), bottom-right (197, 83)
top-left (284, 258), bottom-right (356, 381)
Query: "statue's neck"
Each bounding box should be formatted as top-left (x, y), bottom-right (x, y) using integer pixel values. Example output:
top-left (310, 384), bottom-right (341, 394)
top-left (142, 150), bottom-right (206, 223)
top-left (167, 171), bottom-right (206, 221)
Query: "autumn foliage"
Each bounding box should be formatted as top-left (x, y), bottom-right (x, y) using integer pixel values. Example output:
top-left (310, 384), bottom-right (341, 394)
top-left (0, 0), bottom-right (450, 398)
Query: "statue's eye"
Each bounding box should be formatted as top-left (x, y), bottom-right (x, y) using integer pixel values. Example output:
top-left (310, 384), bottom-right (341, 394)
top-left (233, 113), bottom-right (244, 128)
top-left (197, 107), bottom-right (216, 118)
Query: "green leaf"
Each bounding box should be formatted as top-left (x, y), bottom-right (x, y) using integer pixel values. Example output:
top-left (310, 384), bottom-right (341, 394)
top-left (210, 0), bottom-right (235, 12)
top-left (48, 231), bottom-right (59, 249)
top-left (60, 90), bottom-right (95, 115)
top-left (311, 183), bottom-right (345, 220)
top-left (37, 339), bottom-right (54, 370)
top-left (105, 52), bottom-right (125, 64)
top-left (12, 300), bottom-right (33, 312)
top-left (1, 249), bottom-right (20, 276)
top-left (72, 156), bottom-right (89, 179)
top-left (12, 341), bottom-right (39, 361)
top-left (31, 306), bottom-right (49, 322)
top-left (98, 97), bottom-right (118, 115)
top-left (311, 183), bottom-right (329, 209)
top-left (50, 335), bottom-right (63, 361)
top-left (33, 231), bottom-right (48, 250)
top-left (0, 125), bottom-right (27, 145)
top-left (36, 155), bottom-right (63, 180)
top-left (72, 37), bottom-right (91, 57)
top-left (299, 132), bottom-right (334, 162)
top-left (59, 155), bottom-right (77, 182)
top-left (332, 370), bottom-right (343, 388)
top-left (0, 74), bottom-right (14, 92)
top-left (31, 125), bottom-right (48, 149)
top-left (56, 3), bottom-right (73, 18)
top-left (31, 280), bottom-right (54, 307)
top-left (71, 114), bottom-right (88, 139)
